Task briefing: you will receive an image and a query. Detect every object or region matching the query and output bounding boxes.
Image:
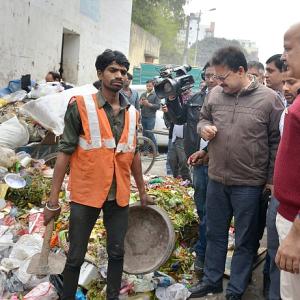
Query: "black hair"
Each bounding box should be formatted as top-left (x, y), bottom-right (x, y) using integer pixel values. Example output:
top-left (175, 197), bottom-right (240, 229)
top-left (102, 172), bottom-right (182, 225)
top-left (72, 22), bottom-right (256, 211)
top-left (201, 61), bottom-right (211, 80)
top-left (95, 49), bottom-right (130, 72)
top-left (247, 61), bottom-right (265, 72)
top-left (127, 73), bottom-right (133, 80)
top-left (48, 71), bottom-right (61, 81)
top-left (211, 46), bottom-right (248, 72)
top-left (146, 80), bottom-right (154, 84)
top-left (266, 54), bottom-right (284, 72)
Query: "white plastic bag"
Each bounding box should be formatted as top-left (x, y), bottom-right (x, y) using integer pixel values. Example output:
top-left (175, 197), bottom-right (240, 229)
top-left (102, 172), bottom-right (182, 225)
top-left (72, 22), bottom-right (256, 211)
top-left (28, 82), bottom-right (64, 99)
top-left (3, 90), bottom-right (28, 103)
top-left (7, 234), bottom-right (42, 284)
top-left (0, 147), bottom-right (16, 168)
top-left (23, 282), bottom-right (58, 300)
top-left (21, 84), bottom-right (97, 135)
top-left (155, 283), bottom-right (191, 300)
top-left (0, 116), bottom-right (29, 149)
top-left (9, 234), bottom-right (42, 261)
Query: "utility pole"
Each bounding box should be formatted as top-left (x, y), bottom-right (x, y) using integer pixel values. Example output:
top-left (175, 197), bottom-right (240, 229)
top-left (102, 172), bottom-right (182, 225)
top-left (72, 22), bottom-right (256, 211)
top-left (193, 11), bottom-right (201, 66)
top-left (182, 14), bottom-right (190, 65)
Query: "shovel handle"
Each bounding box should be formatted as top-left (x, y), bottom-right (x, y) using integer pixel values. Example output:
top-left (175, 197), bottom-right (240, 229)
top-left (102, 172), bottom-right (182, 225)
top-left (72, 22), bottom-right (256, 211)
top-left (39, 219), bottom-right (54, 267)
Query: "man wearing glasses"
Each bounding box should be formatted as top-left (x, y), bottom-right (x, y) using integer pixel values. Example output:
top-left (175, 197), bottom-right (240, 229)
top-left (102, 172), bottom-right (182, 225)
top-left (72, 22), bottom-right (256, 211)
top-left (189, 46), bottom-right (284, 300)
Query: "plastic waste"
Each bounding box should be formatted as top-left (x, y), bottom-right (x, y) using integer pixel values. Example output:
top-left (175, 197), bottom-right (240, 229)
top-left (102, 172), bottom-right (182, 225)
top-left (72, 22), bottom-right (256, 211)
top-left (0, 147), bottom-right (16, 168)
top-left (155, 283), bottom-right (191, 300)
top-left (4, 173), bottom-right (26, 189)
top-left (6, 273), bottom-right (24, 293)
top-left (131, 274), bottom-right (155, 293)
top-left (28, 209), bottom-right (45, 235)
top-left (152, 276), bottom-right (175, 288)
top-left (78, 261), bottom-right (100, 289)
top-left (21, 84), bottom-right (97, 135)
top-left (149, 177), bottom-right (164, 184)
top-left (3, 90), bottom-right (27, 103)
top-left (0, 271), bottom-right (6, 298)
top-left (27, 82), bottom-right (64, 99)
top-left (0, 116), bottom-right (29, 149)
top-left (75, 288), bottom-right (86, 300)
top-left (23, 282), bottom-right (58, 300)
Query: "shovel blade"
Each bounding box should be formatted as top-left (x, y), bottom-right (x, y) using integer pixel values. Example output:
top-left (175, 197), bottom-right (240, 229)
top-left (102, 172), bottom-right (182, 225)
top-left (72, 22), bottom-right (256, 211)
top-left (27, 252), bottom-right (66, 275)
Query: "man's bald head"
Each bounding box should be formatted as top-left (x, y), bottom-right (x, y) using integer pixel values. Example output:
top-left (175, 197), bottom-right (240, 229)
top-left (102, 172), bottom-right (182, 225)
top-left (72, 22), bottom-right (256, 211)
top-left (282, 23), bottom-right (300, 79)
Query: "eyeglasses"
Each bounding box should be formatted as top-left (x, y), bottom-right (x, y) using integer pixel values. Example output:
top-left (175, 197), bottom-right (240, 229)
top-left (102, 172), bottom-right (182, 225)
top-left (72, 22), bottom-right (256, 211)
top-left (204, 73), bottom-right (215, 79)
top-left (213, 71), bottom-right (231, 81)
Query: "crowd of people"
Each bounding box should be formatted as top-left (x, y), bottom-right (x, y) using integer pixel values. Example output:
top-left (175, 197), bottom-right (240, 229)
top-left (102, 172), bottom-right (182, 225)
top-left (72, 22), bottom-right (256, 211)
top-left (161, 23), bottom-right (300, 300)
top-left (43, 22), bottom-right (300, 300)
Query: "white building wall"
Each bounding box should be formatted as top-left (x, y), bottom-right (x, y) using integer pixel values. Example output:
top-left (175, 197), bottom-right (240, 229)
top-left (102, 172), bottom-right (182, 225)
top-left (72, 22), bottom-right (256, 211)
top-left (0, 0), bottom-right (132, 86)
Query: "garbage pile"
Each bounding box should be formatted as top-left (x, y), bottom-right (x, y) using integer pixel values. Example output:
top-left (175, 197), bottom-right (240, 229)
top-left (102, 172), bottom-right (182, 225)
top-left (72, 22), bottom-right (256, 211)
top-left (0, 159), bottom-right (199, 299)
top-left (0, 77), bottom-right (97, 155)
top-left (0, 78), bottom-right (199, 299)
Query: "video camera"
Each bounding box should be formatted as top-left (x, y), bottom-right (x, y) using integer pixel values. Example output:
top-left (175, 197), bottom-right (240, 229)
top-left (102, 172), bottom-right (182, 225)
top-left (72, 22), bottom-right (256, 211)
top-left (154, 64), bottom-right (195, 99)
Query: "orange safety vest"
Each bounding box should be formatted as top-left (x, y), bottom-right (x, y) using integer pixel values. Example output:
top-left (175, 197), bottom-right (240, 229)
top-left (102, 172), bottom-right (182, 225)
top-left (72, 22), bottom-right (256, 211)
top-left (68, 93), bottom-right (138, 208)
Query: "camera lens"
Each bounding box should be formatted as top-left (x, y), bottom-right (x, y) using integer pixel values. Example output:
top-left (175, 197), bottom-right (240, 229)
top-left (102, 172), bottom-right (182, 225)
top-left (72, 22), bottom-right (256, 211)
top-left (163, 82), bottom-right (172, 93)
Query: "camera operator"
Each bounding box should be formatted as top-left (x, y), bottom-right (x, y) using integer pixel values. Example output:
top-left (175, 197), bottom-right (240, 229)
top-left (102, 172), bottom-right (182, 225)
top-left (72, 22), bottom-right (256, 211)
top-left (165, 62), bottom-right (218, 272)
top-left (162, 95), bottom-right (192, 182)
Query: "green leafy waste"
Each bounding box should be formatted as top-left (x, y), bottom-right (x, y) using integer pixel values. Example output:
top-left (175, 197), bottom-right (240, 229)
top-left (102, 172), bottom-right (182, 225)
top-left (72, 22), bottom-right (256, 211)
top-left (6, 172), bottom-right (52, 209)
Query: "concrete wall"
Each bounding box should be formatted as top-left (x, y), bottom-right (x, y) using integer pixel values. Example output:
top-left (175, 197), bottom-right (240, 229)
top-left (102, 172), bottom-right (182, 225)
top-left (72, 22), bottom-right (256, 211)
top-left (128, 23), bottom-right (161, 71)
top-left (0, 0), bottom-right (132, 86)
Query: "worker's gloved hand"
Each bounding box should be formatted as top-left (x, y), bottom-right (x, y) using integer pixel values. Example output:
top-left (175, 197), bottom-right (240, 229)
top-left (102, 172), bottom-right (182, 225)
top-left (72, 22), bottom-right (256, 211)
top-left (140, 193), bottom-right (155, 206)
top-left (43, 201), bottom-right (61, 226)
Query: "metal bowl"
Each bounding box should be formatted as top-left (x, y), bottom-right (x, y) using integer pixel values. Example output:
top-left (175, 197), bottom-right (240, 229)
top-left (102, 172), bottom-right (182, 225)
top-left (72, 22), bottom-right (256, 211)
top-left (123, 204), bottom-right (175, 274)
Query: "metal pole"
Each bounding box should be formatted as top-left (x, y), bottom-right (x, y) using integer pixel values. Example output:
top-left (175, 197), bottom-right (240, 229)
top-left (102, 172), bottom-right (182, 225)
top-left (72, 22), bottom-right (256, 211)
top-left (182, 14), bottom-right (190, 64)
top-left (193, 11), bottom-right (201, 66)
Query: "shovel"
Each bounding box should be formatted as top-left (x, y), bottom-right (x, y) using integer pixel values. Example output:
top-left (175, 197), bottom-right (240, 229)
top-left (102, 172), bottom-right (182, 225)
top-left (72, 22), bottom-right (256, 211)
top-left (27, 219), bottom-right (66, 276)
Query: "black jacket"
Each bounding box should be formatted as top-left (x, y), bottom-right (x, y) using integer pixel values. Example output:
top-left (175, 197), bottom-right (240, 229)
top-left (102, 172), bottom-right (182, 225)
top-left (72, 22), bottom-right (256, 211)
top-left (166, 91), bottom-right (206, 157)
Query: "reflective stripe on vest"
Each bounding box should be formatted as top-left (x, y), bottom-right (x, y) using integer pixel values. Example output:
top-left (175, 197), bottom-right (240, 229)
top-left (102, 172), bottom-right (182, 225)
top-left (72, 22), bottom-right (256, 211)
top-left (82, 94), bottom-right (102, 148)
top-left (79, 96), bottom-right (136, 152)
top-left (116, 105), bottom-right (136, 153)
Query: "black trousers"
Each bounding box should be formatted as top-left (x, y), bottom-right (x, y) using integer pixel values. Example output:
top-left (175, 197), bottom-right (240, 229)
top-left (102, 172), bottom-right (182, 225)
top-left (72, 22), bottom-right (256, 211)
top-left (61, 201), bottom-right (129, 300)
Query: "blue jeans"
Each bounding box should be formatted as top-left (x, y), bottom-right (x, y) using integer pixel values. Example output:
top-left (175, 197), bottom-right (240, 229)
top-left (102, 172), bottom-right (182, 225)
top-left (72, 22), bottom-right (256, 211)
top-left (266, 197), bottom-right (281, 300)
top-left (193, 165), bottom-right (208, 259)
top-left (203, 179), bottom-right (263, 296)
top-left (141, 116), bottom-right (157, 151)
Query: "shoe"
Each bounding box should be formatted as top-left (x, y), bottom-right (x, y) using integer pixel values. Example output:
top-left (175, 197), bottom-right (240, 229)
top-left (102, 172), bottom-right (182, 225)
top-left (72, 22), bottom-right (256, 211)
top-left (194, 256), bottom-right (205, 273)
top-left (188, 281), bottom-right (223, 298)
top-left (226, 294), bottom-right (242, 300)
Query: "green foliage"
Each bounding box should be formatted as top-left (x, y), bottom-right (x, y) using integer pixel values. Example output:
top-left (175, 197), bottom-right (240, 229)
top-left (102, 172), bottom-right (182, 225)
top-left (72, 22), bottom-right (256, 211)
top-left (132, 0), bottom-right (187, 64)
top-left (86, 280), bottom-right (106, 300)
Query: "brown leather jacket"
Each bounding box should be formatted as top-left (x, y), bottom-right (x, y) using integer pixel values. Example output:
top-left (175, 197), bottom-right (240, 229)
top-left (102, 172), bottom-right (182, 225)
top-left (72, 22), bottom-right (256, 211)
top-left (198, 77), bottom-right (284, 186)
